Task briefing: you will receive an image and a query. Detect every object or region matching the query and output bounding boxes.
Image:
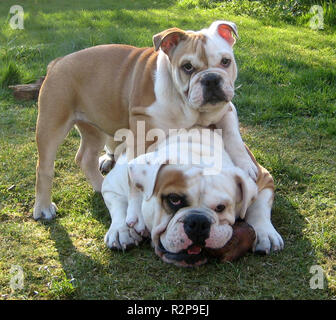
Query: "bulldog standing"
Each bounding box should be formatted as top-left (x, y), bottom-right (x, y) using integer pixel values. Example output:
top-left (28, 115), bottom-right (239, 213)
top-left (101, 128), bottom-right (284, 267)
top-left (33, 21), bottom-right (258, 220)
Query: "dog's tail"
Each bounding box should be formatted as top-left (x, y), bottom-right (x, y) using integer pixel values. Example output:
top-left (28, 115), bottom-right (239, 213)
top-left (46, 56), bottom-right (63, 74)
top-left (34, 57), bottom-right (63, 95)
top-left (39, 57), bottom-right (64, 85)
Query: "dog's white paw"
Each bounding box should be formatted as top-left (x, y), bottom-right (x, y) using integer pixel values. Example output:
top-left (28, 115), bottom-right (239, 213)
top-left (253, 222), bottom-right (284, 254)
top-left (247, 163), bottom-right (258, 182)
top-left (133, 219), bottom-right (149, 237)
top-left (33, 202), bottom-right (57, 221)
top-left (126, 210), bottom-right (148, 237)
top-left (126, 210), bottom-right (138, 228)
top-left (99, 153), bottom-right (115, 174)
top-left (236, 159), bottom-right (258, 182)
top-left (104, 225), bottom-right (142, 250)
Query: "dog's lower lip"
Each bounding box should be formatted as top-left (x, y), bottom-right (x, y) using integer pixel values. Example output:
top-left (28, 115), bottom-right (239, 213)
top-left (158, 239), bottom-right (207, 266)
top-left (187, 245), bottom-right (202, 255)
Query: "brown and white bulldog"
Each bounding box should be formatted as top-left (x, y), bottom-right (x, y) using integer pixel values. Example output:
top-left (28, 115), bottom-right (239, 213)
top-left (33, 20), bottom-right (258, 220)
top-left (101, 129), bottom-right (284, 267)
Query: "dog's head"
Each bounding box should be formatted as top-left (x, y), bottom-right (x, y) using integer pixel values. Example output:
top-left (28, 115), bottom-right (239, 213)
top-left (128, 154), bottom-right (257, 267)
top-left (153, 20), bottom-right (238, 111)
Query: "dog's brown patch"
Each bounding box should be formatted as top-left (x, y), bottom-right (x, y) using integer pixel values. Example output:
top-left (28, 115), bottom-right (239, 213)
top-left (244, 144), bottom-right (275, 194)
top-left (135, 183), bottom-right (144, 192)
top-left (154, 166), bottom-right (187, 197)
top-left (154, 167), bottom-right (189, 215)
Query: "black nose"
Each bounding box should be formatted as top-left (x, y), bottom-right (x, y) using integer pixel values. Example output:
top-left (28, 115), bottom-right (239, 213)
top-left (183, 214), bottom-right (211, 245)
top-left (201, 73), bottom-right (221, 88)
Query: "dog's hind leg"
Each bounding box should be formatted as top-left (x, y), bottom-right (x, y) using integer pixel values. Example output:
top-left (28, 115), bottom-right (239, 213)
top-left (34, 112), bottom-right (74, 220)
top-left (99, 136), bottom-right (126, 174)
top-left (75, 121), bottom-right (106, 192)
top-left (99, 149), bottom-right (115, 174)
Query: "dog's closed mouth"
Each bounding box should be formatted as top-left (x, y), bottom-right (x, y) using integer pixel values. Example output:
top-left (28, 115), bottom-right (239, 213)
top-left (203, 90), bottom-right (228, 105)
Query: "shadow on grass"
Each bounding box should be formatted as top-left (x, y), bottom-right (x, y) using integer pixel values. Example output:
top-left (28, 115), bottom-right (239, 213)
top-left (38, 191), bottom-right (152, 299)
top-left (40, 220), bottom-right (106, 298)
top-left (235, 52), bottom-right (336, 123)
top-left (270, 193), bottom-right (330, 297)
top-left (257, 151), bottom-right (331, 297)
top-left (88, 192), bottom-right (110, 229)
top-left (0, 0), bottom-right (211, 64)
top-left (27, 0), bottom-right (178, 13)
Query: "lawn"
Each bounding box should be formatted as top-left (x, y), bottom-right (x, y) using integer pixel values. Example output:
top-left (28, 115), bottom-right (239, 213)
top-left (0, 0), bottom-right (335, 300)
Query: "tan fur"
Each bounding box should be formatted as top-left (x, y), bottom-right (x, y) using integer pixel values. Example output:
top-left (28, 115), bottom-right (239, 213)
top-left (154, 166), bottom-right (187, 198)
top-left (245, 145), bottom-right (275, 194)
top-left (172, 32), bottom-right (207, 67)
top-left (34, 44), bottom-right (158, 218)
top-left (40, 45), bottom-right (157, 136)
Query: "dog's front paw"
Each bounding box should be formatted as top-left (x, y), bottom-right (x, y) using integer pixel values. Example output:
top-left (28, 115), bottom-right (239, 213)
top-left (104, 225), bottom-right (142, 250)
top-left (253, 222), bottom-right (284, 254)
top-left (126, 208), bottom-right (149, 237)
top-left (235, 158), bottom-right (258, 182)
top-left (126, 208), bottom-right (138, 228)
top-left (99, 153), bottom-right (115, 174)
top-left (133, 221), bottom-right (150, 238)
top-left (33, 202), bottom-right (57, 221)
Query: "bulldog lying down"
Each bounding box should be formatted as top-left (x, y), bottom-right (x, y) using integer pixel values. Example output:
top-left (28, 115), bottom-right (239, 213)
top-left (101, 129), bottom-right (284, 267)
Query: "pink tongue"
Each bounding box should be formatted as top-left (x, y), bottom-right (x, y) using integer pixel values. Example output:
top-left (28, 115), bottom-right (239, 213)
top-left (188, 246), bottom-right (202, 255)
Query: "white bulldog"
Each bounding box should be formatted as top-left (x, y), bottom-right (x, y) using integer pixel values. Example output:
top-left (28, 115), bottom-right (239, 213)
top-left (102, 129), bottom-right (284, 267)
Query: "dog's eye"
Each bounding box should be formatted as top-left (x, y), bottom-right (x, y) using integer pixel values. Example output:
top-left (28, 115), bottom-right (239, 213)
top-left (167, 193), bottom-right (183, 206)
top-left (221, 58), bottom-right (231, 67)
top-left (164, 193), bottom-right (188, 213)
top-left (182, 62), bottom-right (194, 74)
top-left (214, 204), bottom-right (226, 213)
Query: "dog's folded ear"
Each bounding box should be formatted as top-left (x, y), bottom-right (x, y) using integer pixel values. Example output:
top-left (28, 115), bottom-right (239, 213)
top-left (153, 27), bottom-right (187, 57)
top-left (128, 152), bottom-right (167, 201)
top-left (234, 168), bottom-right (258, 219)
top-left (210, 20), bottom-right (239, 47)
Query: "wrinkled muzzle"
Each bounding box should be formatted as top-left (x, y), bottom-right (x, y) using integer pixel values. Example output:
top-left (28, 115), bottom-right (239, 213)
top-left (155, 207), bottom-right (233, 267)
top-left (188, 69), bottom-right (235, 109)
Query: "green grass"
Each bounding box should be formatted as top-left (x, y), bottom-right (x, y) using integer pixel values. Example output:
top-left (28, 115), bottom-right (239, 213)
top-left (0, 0), bottom-right (335, 300)
top-left (0, 62), bottom-right (21, 88)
